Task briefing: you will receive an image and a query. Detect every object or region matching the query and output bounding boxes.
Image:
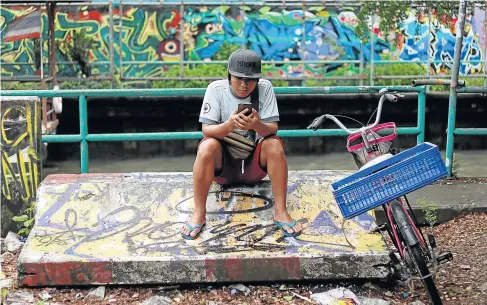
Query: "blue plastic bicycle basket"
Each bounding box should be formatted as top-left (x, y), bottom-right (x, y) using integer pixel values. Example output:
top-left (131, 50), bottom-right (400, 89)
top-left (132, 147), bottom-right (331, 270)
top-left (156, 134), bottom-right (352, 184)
top-left (331, 142), bottom-right (447, 219)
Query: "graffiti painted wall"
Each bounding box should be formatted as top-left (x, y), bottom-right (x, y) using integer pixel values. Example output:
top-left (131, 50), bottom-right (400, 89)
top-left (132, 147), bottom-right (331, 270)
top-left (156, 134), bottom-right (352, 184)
top-left (1, 97), bottom-right (42, 237)
top-left (1, 4), bottom-right (485, 80)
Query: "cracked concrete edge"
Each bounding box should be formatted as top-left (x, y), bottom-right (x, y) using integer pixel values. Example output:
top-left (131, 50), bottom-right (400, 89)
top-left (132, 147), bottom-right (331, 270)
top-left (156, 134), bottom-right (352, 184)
top-left (373, 204), bottom-right (487, 225)
top-left (17, 254), bottom-right (391, 287)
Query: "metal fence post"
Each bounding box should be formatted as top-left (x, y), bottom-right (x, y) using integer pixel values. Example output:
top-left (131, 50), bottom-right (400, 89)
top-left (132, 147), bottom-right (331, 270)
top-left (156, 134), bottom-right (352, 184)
top-left (119, 1), bottom-right (124, 88)
top-left (446, 0), bottom-right (467, 177)
top-left (484, 4), bottom-right (487, 87)
top-left (370, 14), bottom-right (375, 86)
top-left (359, 44), bottom-right (364, 86)
top-left (301, 0), bottom-right (306, 87)
top-left (417, 87), bottom-right (426, 143)
top-left (179, 3), bottom-right (185, 88)
top-left (109, 0), bottom-right (115, 88)
top-left (79, 95), bottom-right (89, 173)
top-left (426, 5), bottom-right (432, 93)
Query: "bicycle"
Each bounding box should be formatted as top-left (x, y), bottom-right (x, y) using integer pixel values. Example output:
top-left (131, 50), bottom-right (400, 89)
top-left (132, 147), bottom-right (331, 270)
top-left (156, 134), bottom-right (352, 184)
top-left (307, 88), bottom-right (453, 305)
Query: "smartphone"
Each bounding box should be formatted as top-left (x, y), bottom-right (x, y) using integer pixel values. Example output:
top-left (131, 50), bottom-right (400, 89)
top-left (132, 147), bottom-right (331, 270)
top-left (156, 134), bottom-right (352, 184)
top-left (237, 103), bottom-right (252, 116)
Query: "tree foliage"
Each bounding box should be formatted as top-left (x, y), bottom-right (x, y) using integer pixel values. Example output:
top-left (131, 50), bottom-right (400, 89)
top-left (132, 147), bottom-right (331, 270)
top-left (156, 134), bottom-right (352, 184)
top-left (355, 0), bottom-right (485, 43)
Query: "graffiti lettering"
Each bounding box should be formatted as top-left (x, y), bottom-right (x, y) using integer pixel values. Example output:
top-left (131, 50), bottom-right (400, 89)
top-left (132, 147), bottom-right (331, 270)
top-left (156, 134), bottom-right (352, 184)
top-left (1, 6), bottom-right (484, 79)
top-left (32, 179), bottom-right (379, 261)
top-left (0, 99), bottom-right (41, 235)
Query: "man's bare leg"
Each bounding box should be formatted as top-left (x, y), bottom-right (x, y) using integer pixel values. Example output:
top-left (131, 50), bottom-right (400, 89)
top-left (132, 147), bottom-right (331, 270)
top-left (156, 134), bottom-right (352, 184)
top-left (182, 138), bottom-right (223, 238)
top-left (260, 138), bottom-right (303, 235)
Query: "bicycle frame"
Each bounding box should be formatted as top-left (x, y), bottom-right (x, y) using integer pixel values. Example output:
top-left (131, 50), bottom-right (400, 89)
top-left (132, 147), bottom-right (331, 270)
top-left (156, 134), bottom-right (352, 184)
top-left (308, 88), bottom-right (451, 304)
top-left (308, 88), bottom-right (427, 261)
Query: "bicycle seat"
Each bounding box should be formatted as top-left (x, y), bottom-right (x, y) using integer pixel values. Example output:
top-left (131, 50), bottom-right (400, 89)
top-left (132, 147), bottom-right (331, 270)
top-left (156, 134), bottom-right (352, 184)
top-left (359, 153), bottom-right (394, 171)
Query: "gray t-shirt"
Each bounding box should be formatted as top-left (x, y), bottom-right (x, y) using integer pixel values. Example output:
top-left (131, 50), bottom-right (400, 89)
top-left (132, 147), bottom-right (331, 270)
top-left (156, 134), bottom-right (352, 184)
top-left (199, 78), bottom-right (280, 143)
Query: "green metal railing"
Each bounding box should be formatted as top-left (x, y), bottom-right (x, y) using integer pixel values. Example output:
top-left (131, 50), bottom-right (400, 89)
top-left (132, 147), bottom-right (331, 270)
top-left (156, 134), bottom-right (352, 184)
top-left (1, 86), bottom-right (426, 173)
top-left (411, 79), bottom-right (487, 177)
top-left (447, 86), bottom-right (487, 176)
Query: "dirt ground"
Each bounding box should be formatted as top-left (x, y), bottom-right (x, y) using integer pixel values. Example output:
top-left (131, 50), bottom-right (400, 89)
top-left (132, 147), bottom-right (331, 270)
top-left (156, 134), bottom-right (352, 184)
top-left (2, 213), bottom-right (486, 305)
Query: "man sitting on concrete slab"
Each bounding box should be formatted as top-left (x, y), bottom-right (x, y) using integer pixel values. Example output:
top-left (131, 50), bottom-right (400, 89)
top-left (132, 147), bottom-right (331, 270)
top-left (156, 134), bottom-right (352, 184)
top-left (181, 48), bottom-right (303, 240)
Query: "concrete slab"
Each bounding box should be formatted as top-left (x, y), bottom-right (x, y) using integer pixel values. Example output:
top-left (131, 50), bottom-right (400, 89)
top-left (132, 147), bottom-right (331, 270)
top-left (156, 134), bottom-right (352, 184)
top-left (18, 170), bottom-right (390, 287)
top-left (374, 181), bottom-right (487, 224)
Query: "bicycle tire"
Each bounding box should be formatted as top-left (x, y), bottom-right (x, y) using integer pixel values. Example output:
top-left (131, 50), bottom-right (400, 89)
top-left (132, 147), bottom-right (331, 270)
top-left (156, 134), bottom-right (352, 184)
top-left (390, 200), bottom-right (443, 305)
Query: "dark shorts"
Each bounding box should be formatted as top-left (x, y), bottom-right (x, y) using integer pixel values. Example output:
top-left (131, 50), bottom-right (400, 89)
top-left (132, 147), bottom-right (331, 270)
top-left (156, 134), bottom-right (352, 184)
top-left (198, 135), bottom-right (284, 185)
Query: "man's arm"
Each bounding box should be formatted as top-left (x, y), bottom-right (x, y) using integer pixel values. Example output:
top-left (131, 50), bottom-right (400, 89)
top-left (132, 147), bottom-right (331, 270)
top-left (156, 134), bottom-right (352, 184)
top-left (202, 121), bottom-right (233, 139)
top-left (253, 120), bottom-right (278, 137)
top-left (253, 80), bottom-right (280, 137)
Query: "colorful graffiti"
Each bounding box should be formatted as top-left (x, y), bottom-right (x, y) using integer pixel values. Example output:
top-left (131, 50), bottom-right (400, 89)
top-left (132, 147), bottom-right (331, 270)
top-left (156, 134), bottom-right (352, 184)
top-left (397, 12), bottom-right (485, 74)
top-left (1, 97), bottom-right (41, 237)
top-left (0, 4), bottom-right (485, 79)
top-left (19, 171), bottom-right (389, 286)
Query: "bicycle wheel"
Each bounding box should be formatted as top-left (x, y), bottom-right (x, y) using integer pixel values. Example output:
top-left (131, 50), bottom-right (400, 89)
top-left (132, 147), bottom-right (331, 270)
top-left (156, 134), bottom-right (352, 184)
top-left (390, 200), bottom-right (442, 305)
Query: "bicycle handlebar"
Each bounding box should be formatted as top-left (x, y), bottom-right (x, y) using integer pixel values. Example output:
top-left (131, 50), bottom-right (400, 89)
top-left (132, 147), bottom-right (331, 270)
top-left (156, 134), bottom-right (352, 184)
top-left (307, 88), bottom-right (402, 135)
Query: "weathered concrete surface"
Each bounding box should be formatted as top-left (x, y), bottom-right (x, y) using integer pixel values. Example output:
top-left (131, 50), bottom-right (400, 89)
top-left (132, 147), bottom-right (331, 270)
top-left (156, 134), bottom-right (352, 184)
top-left (1, 96), bottom-right (42, 237)
top-left (18, 170), bottom-right (390, 287)
top-left (374, 181), bottom-right (487, 224)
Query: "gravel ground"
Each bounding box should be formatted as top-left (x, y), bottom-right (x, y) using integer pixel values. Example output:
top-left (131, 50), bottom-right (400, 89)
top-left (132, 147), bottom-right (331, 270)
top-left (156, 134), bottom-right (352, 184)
top-left (1, 213), bottom-right (486, 305)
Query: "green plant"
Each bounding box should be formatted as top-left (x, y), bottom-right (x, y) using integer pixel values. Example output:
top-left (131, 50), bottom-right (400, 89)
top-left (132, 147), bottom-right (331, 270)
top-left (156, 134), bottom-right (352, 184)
top-left (56, 30), bottom-right (97, 77)
top-left (12, 202), bottom-right (36, 237)
top-left (452, 152), bottom-right (460, 177)
top-left (214, 42), bottom-right (242, 60)
top-left (1, 81), bottom-right (42, 90)
top-left (31, 38), bottom-right (42, 70)
top-left (417, 197), bottom-right (438, 227)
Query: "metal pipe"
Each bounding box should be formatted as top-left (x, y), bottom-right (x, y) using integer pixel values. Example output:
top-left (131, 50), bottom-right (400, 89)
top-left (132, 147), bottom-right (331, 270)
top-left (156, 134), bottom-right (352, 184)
top-left (0, 86), bottom-right (424, 98)
top-left (0, 75), bottom-right (355, 82)
top-left (120, 59), bottom-right (362, 65)
top-left (372, 59), bottom-right (485, 64)
top-left (42, 134), bottom-right (83, 143)
top-left (0, 61), bottom-right (111, 66)
top-left (456, 86), bottom-right (487, 93)
top-left (446, 0), bottom-right (467, 177)
top-left (91, 1), bottom-right (363, 6)
top-left (359, 43), bottom-right (364, 86)
top-left (301, 0), bottom-right (306, 87)
top-left (454, 128), bottom-right (487, 135)
top-left (109, 0), bottom-right (115, 88)
top-left (119, 1), bottom-right (124, 86)
top-left (370, 14), bottom-right (375, 86)
top-left (412, 79), bottom-right (465, 86)
top-left (39, 30), bottom-right (44, 80)
top-left (484, 2), bottom-right (487, 87)
top-left (179, 3), bottom-right (185, 88)
top-left (121, 75), bottom-right (365, 81)
top-left (8, 58), bottom-right (486, 66)
top-left (417, 88), bottom-right (426, 143)
top-left (82, 127), bottom-right (422, 142)
top-left (79, 95), bottom-right (89, 173)
top-left (427, 5), bottom-right (432, 93)
top-left (40, 127), bottom-right (421, 144)
top-left (49, 2), bottom-right (57, 86)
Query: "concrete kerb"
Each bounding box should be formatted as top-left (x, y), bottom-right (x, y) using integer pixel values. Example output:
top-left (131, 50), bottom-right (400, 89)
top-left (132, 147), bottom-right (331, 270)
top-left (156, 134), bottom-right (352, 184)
top-left (16, 170), bottom-right (487, 287)
top-left (374, 181), bottom-right (487, 225)
top-left (18, 171), bottom-right (391, 287)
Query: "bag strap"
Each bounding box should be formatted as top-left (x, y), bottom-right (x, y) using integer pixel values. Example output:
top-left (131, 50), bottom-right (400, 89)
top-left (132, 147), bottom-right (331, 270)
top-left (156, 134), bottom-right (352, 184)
top-left (250, 84), bottom-right (259, 113)
top-left (248, 84), bottom-right (259, 142)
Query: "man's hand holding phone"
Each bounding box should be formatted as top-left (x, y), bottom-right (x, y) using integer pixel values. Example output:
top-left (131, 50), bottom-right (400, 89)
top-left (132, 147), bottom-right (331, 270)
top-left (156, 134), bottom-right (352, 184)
top-left (227, 104), bottom-right (259, 131)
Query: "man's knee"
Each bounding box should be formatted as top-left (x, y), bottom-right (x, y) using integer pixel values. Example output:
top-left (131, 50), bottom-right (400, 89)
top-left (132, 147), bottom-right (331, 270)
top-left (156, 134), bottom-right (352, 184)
top-left (197, 138), bottom-right (222, 161)
top-left (262, 137), bottom-right (285, 157)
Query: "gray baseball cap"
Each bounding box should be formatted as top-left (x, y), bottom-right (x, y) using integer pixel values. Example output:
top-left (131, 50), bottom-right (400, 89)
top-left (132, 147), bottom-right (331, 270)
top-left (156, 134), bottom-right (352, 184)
top-left (228, 49), bottom-right (263, 78)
